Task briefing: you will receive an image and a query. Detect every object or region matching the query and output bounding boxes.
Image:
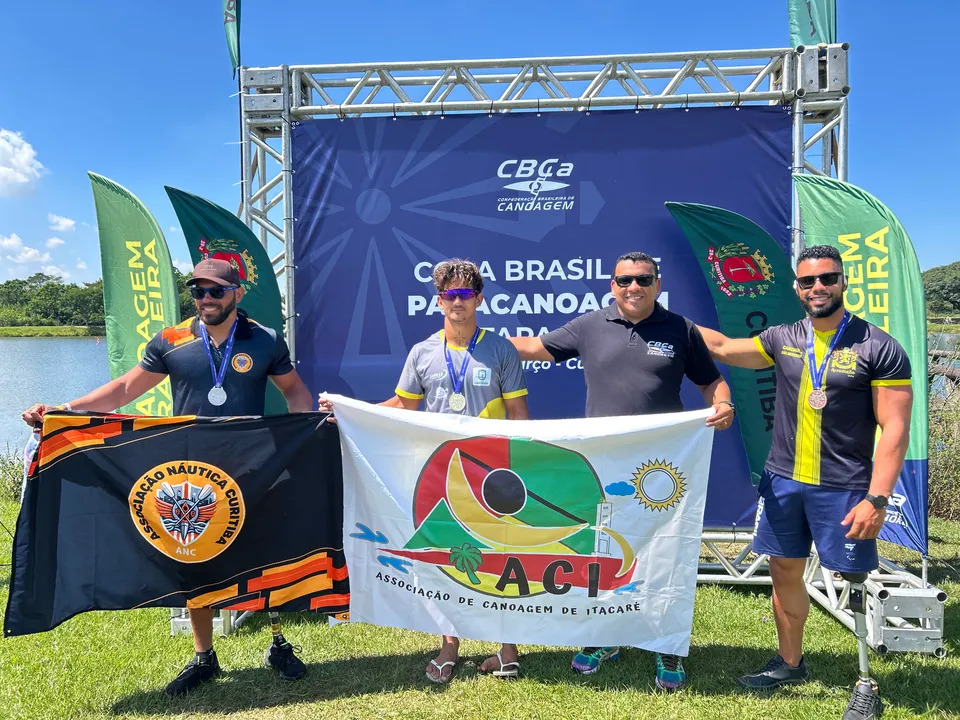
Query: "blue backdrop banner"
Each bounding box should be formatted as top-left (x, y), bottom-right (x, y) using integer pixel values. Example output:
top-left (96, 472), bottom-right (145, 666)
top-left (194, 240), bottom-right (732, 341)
top-left (292, 106), bottom-right (792, 528)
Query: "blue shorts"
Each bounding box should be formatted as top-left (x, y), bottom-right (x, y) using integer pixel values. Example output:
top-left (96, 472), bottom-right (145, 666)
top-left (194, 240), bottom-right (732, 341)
top-left (753, 469), bottom-right (878, 574)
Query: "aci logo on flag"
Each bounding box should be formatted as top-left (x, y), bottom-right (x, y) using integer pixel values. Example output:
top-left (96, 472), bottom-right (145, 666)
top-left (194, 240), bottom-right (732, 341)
top-left (128, 461), bottom-right (246, 563)
top-left (705, 243), bottom-right (775, 299)
top-left (379, 437), bottom-right (638, 598)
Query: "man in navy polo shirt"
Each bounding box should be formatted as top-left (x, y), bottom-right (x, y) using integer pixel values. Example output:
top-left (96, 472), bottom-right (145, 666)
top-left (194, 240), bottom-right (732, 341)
top-left (510, 251), bottom-right (735, 691)
top-left (22, 258), bottom-right (315, 697)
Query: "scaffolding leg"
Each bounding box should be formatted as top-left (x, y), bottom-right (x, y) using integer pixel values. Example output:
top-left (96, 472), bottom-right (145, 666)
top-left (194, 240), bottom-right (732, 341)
top-left (841, 572), bottom-right (883, 720)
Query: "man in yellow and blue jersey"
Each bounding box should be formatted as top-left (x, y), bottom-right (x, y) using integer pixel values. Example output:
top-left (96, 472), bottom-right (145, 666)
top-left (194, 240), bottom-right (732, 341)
top-left (698, 245), bottom-right (912, 720)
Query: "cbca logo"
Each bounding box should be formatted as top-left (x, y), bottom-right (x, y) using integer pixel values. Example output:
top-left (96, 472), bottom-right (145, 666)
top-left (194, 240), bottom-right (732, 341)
top-left (380, 437), bottom-right (637, 598)
top-left (128, 461), bottom-right (245, 563)
top-left (496, 159), bottom-right (577, 214)
top-left (705, 243), bottom-right (775, 299)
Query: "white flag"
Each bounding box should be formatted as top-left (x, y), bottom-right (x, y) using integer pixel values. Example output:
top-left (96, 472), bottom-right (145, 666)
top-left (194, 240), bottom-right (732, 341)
top-left (328, 395), bottom-right (715, 656)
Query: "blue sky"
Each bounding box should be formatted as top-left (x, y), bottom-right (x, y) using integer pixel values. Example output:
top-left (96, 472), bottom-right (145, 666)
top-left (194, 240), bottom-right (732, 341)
top-left (0, 0), bottom-right (956, 284)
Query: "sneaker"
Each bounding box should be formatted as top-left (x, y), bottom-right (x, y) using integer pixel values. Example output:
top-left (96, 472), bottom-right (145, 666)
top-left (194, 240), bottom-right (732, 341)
top-left (265, 638), bottom-right (306, 681)
top-left (655, 653), bottom-right (687, 692)
top-left (842, 681), bottom-right (883, 720)
top-left (164, 650), bottom-right (221, 697)
top-left (738, 654), bottom-right (810, 690)
top-left (571, 647), bottom-right (621, 675)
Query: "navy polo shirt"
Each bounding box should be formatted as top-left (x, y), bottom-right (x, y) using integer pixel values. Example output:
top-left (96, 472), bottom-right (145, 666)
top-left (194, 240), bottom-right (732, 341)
top-left (541, 302), bottom-right (721, 418)
top-left (139, 309), bottom-right (294, 416)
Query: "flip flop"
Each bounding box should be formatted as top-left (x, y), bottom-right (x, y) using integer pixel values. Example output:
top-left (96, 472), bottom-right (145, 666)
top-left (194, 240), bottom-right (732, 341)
top-left (480, 651), bottom-right (521, 679)
top-left (425, 659), bottom-right (456, 684)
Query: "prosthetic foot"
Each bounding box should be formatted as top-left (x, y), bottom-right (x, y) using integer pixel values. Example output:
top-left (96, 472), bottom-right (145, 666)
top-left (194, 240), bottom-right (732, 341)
top-left (840, 572), bottom-right (883, 720)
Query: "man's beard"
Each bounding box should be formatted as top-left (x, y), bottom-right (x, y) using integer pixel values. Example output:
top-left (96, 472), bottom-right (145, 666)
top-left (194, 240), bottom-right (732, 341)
top-left (801, 293), bottom-right (844, 319)
top-left (200, 296), bottom-right (237, 326)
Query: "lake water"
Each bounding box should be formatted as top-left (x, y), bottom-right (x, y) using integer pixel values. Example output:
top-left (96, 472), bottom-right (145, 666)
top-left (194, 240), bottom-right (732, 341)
top-left (0, 338), bottom-right (111, 451)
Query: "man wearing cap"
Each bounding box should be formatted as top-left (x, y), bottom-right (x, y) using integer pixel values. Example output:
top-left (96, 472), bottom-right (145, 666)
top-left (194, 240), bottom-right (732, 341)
top-left (21, 258), bottom-right (315, 697)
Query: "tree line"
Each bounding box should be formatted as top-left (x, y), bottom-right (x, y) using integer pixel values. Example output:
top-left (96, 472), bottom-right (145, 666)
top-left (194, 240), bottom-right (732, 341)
top-left (0, 271), bottom-right (196, 327)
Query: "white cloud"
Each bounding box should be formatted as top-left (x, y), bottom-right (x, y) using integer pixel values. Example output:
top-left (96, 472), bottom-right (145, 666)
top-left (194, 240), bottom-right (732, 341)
top-left (0, 130), bottom-right (44, 196)
top-left (76, 258), bottom-right (88, 270)
top-left (6, 246), bottom-right (51, 264)
top-left (172, 258), bottom-right (193, 274)
top-left (46, 236), bottom-right (64, 249)
top-left (169, 226), bottom-right (182, 234)
top-left (48, 214), bottom-right (76, 232)
top-left (41, 265), bottom-right (70, 279)
top-left (0, 233), bottom-right (23, 250)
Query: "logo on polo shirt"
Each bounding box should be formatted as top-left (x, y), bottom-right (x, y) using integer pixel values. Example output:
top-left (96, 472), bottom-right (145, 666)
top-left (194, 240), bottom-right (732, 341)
top-left (472, 367), bottom-right (491, 386)
top-left (496, 158), bottom-right (576, 213)
top-left (232, 353), bottom-right (254, 373)
top-left (604, 460), bottom-right (687, 513)
top-left (705, 243), bottom-right (775, 299)
top-left (129, 461), bottom-right (246, 563)
top-left (830, 348), bottom-right (857, 376)
top-left (646, 342), bottom-right (675, 358)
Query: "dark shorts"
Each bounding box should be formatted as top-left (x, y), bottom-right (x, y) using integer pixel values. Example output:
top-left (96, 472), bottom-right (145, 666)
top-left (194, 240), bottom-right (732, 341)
top-left (753, 469), bottom-right (878, 574)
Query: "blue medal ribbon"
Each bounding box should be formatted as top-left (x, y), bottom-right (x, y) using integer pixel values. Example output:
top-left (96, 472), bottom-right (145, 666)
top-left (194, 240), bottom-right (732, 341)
top-left (443, 328), bottom-right (480, 395)
top-left (805, 311), bottom-right (851, 393)
top-left (200, 318), bottom-right (238, 392)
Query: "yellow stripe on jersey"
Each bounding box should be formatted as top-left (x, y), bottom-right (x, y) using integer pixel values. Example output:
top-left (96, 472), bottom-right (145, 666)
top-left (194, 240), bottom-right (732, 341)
top-left (395, 387), bottom-right (424, 400)
top-left (871, 378), bottom-right (912, 387)
top-left (792, 329), bottom-right (834, 486)
top-left (502, 389), bottom-right (528, 400)
top-left (478, 398), bottom-right (507, 419)
top-left (752, 336), bottom-right (775, 366)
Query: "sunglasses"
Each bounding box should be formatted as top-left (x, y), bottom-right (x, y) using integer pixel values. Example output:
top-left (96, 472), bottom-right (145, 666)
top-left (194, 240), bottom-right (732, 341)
top-left (189, 285), bottom-right (240, 300)
top-left (440, 288), bottom-right (478, 301)
top-left (795, 272), bottom-right (843, 290)
top-left (613, 274), bottom-right (657, 288)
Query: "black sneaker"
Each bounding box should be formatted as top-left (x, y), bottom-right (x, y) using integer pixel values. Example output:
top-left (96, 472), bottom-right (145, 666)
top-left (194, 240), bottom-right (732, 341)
top-left (737, 654), bottom-right (810, 690)
top-left (164, 650), bottom-right (221, 697)
top-left (265, 638), bottom-right (306, 681)
top-left (842, 681), bottom-right (883, 720)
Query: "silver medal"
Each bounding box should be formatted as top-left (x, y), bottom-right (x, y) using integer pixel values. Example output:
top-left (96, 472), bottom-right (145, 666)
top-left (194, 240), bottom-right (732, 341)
top-left (807, 388), bottom-right (827, 410)
top-left (208, 386), bottom-right (228, 406)
top-left (448, 392), bottom-right (466, 412)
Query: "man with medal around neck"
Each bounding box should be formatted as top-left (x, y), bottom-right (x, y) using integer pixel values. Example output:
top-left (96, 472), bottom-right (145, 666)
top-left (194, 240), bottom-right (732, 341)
top-left (321, 259), bottom-right (530, 683)
top-left (697, 245), bottom-right (913, 705)
top-left (21, 258), bottom-right (315, 697)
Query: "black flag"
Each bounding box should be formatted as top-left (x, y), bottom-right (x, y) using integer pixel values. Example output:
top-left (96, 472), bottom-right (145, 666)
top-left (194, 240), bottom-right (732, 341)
top-left (5, 412), bottom-right (348, 637)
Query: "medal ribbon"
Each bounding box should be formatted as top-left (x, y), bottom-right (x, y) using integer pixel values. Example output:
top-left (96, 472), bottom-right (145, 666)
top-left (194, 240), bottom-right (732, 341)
top-left (200, 318), bottom-right (238, 392)
top-left (805, 311), bottom-right (851, 394)
top-left (443, 328), bottom-right (480, 395)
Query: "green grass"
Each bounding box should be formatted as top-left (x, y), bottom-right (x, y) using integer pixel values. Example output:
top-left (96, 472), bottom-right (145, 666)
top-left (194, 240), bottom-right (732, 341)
top-left (1, 500), bottom-right (959, 720)
top-left (0, 326), bottom-right (105, 338)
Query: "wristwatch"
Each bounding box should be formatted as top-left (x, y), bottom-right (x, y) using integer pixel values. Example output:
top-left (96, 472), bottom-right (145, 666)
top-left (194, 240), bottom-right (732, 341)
top-left (864, 493), bottom-right (889, 509)
top-left (718, 400), bottom-right (736, 416)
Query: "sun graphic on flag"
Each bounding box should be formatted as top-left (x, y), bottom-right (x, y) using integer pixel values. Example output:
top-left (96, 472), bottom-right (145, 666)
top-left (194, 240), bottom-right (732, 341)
top-left (632, 460), bottom-right (686, 512)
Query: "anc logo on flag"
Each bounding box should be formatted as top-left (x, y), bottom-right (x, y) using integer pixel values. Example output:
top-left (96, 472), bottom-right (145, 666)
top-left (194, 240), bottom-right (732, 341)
top-left (705, 242), bottom-right (775, 299)
top-left (128, 461), bottom-right (246, 563)
top-left (378, 437), bottom-right (643, 598)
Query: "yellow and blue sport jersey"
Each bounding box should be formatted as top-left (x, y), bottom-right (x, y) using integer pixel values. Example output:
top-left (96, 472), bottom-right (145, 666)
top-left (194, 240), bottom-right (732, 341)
top-left (753, 315), bottom-right (911, 490)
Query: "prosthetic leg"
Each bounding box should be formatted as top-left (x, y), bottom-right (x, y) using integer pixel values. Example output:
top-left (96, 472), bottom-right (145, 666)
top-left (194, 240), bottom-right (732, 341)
top-left (269, 612), bottom-right (286, 645)
top-left (840, 572), bottom-right (883, 720)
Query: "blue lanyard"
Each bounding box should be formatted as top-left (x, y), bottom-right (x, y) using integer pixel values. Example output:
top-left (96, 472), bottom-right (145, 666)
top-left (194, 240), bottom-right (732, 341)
top-left (805, 311), bottom-right (851, 391)
top-left (443, 328), bottom-right (480, 394)
top-left (199, 319), bottom-right (238, 390)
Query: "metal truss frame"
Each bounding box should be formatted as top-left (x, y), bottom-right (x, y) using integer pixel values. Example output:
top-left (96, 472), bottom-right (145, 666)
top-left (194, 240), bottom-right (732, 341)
top-left (238, 45), bottom-right (851, 355)
top-left (190, 45), bottom-right (946, 654)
